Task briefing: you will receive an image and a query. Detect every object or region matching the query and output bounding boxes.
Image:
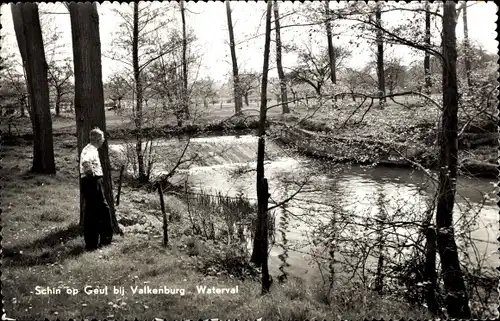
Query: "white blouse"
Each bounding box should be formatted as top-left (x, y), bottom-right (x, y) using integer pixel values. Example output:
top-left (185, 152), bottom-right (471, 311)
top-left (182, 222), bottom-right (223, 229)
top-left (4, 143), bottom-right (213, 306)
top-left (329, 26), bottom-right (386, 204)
top-left (80, 143), bottom-right (103, 178)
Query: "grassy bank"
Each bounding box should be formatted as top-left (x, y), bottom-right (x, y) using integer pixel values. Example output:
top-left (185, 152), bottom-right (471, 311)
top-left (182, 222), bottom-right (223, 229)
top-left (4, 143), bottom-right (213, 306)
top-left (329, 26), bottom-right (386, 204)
top-left (1, 137), bottom-right (431, 320)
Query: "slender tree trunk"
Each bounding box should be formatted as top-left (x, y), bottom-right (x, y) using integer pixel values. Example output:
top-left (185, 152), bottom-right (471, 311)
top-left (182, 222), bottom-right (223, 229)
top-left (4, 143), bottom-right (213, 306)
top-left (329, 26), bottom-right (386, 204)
top-left (273, 1), bottom-right (289, 114)
top-left (424, 1), bottom-right (432, 94)
top-left (69, 2), bottom-right (122, 235)
top-left (424, 226), bottom-right (439, 316)
top-left (375, 4), bottom-right (385, 106)
top-left (462, 2), bottom-right (472, 88)
top-left (55, 90), bottom-right (61, 117)
top-left (374, 187), bottom-right (386, 294)
top-left (132, 2), bottom-right (147, 183)
top-left (436, 2), bottom-right (471, 318)
top-left (11, 3), bottom-right (56, 174)
top-left (225, 0), bottom-right (243, 115)
top-left (325, 0), bottom-right (336, 85)
top-left (20, 96), bottom-right (26, 116)
top-left (180, 0), bottom-right (190, 120)
top-left (244, 93), bottom-right (249, 106)
top-left (250, 0), bottom-right (273, 295)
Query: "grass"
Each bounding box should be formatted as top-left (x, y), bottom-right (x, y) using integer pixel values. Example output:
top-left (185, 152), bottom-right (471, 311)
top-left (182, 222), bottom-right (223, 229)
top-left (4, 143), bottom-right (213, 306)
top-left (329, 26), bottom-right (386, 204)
top-left (0, 136), bottom-right (432, 320)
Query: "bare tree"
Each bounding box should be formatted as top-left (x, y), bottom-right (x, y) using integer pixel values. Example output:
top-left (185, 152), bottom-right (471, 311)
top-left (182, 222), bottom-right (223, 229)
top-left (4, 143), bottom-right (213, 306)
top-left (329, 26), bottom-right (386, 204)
top-left (47, 59), bottom-right (73, 116)
top-left (461, 2), bottom-right (472, 88)
top-left (225, 0), bottom-right (243, 115)
top-left (324, 0), bottom-right (336, 85)
top-left (375, 3), bottom-right (386, 106)
top-left (435, 2), bottom-right (471, 318)
top-left (273, 1), bottom-right (289, 114)
top-left (11, 3), bottom-right (56, 174)
top-left (424, 1), bottom-right (432, 94)
top-left (68, 2), bottom-right (122, 235)
top-left (180, 0), bottom-right (190, 120)
top-left (250, 0), bottom-right (273, 295)
top-left (131, 2), bottom-right (148, 182)
top-left (238, 72), bottom-right (261, 106)
top-left (288, 44), bottom-right (351, 96)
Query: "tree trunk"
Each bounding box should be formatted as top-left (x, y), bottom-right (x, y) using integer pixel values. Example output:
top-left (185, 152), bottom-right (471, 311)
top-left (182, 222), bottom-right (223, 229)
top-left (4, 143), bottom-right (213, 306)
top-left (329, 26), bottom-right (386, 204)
top-left (69, 2), bottom-right (122, 235)
top-left (225, 0), bottom-right (243, 115)
top-left (132, 2), bottom-right (147, 183)
top-left (244, 93), bottom-right (249, 106)
top-left (11, 4), bottom-right (31, 124)
top-left (273, 1), bottom-right (289, 114)
top-left (424, 1), bottom-right (432, 94)
top-left (325, 0), bottom-right (336, 85)
top-left (424, 226), bottom-right (439, 316)
top-left (374, 187), bottom-right (386, 294)
top-left (20, 96), bottom-right (26, 117)
top-left (375, 4), bottom-right (386, 106)
top-left (436, 2), bottom-right (471, 318)
top-left (250, 0), bottom-right (273, 295)
top-left (462, 3), bottom-right (472, 88)
top-left (180, 0), bottom-right (190, 120)
top-left (55, 91), bottom-right (61, 117)
top-left (11, 3), bottom-right (56, 174)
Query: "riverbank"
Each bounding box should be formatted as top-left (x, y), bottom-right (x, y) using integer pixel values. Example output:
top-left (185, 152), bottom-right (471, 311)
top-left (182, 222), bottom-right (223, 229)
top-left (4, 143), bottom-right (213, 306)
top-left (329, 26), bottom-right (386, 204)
top-left (1, 139), bottom-right (431, 320)
top-left (271, 121), bottom-right (497, 179)
top-left (2, 102), bottom-right (496, 178)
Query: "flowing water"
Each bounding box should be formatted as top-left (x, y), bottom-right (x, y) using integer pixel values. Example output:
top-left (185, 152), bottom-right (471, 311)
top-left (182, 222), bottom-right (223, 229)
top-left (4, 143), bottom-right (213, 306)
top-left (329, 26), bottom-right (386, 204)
top-left (110, 134), bottom-right (498, 283)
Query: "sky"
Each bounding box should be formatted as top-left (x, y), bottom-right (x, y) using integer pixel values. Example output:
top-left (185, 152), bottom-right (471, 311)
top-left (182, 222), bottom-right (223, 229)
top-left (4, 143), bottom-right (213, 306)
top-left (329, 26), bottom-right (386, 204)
top-left (1, 1), bottom-right (498, 84)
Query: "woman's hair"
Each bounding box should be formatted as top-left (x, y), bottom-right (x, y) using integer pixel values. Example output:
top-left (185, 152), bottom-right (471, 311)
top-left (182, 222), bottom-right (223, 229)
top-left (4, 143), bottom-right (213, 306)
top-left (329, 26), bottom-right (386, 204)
top-left (89, 127), bottom-right (104, 144)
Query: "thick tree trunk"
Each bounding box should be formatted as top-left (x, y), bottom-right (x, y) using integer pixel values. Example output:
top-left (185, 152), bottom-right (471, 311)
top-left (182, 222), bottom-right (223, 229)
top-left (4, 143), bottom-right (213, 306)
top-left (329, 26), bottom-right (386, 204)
top-left (375, 4), bottom-right (386, 106)
top-left (69, 2), bottom-right (122, 235)
top-left (132, 2), bottom-right (147, 183)
top-left (424, 1), bottom-right (432, 94)
top-left (11, 3), bottom-right (56, 174)
top-left (462, 3), bottom-right (472, 88)
top-left (273, 1), bottom-right (289, 114)
top-left (250, 0), bottom-right (273, 295)
top-left (325, 0), bottom-right (336, 85)
top-left (180, 0), bottom-right (190, 120)
top-left (225, 0), bottom-right (243, 115)
top-left (436, 2), bottom-right (471, 318)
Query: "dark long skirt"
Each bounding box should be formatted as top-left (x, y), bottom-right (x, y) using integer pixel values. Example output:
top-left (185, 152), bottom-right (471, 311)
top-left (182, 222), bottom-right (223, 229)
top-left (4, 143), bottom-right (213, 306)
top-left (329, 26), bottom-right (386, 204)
top-left (81, 176), bottom-right (113, 250)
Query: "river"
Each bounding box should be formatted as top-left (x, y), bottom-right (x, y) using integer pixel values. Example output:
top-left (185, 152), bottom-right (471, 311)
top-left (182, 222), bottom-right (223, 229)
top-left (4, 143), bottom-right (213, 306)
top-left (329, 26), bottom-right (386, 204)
top-left (110, 134), bottom-right (498, 284)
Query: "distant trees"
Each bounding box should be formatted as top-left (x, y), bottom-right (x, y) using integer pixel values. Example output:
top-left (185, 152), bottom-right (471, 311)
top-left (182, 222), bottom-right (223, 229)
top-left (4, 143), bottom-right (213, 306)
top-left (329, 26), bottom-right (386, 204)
top-left (104, 72), bottom-right (131, 110)
top-left (238, 72), bottom-right (261, 106)
top-left (68, 2), bottom-right (121, 234)
top-left (41, 13), bottom-right (74, 116)
top-left (192, 77), bottom-right (217, 107)
top-left (47, 60), bottom-right (73, 116)
top-left (11, 3), bottom-right (56, 174)
top-left (288, 44), bottom-right (351, 96)
top-left (0, 52), bottom-right (28, 118)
